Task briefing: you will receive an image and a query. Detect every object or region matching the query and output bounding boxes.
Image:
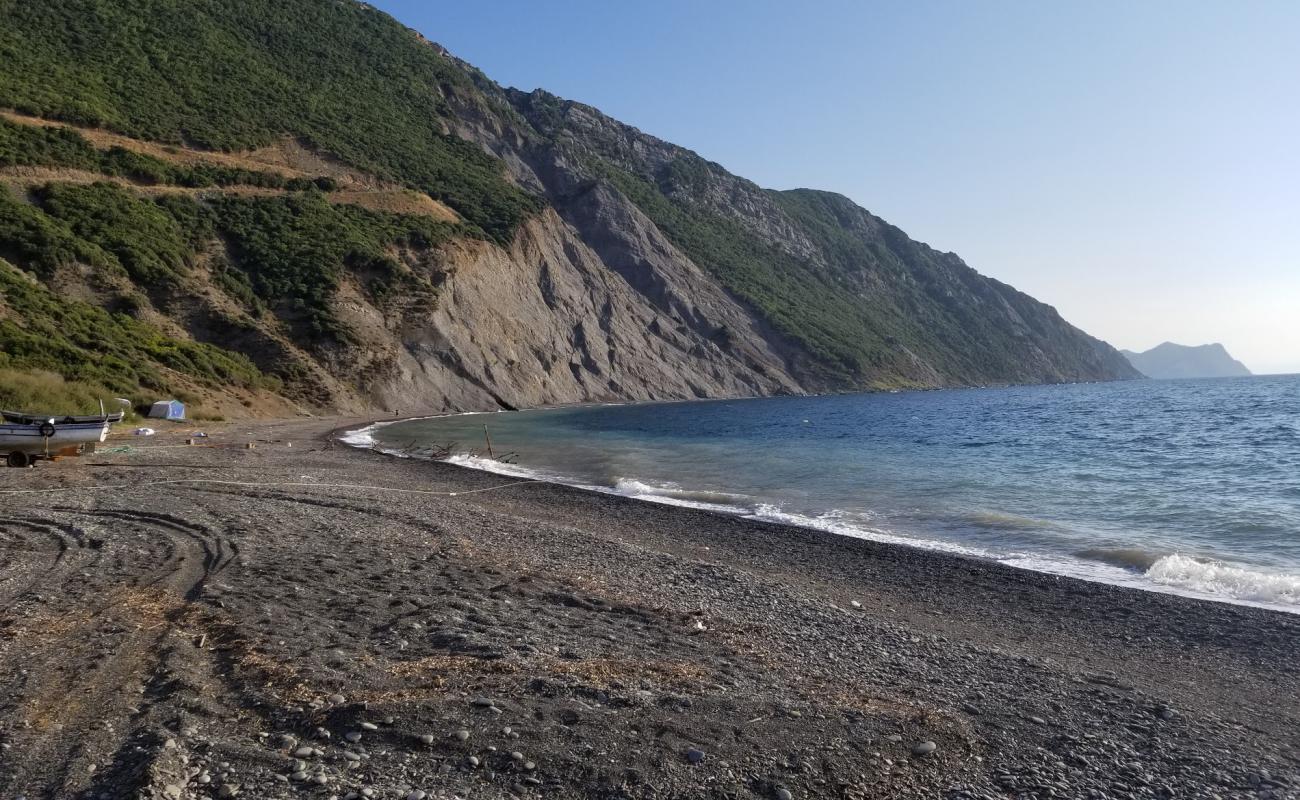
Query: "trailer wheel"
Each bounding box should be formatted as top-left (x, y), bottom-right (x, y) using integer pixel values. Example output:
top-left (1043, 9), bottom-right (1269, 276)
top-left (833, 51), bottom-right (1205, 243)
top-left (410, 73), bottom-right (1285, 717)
top-left (6, 451), bottom-right (30, 468)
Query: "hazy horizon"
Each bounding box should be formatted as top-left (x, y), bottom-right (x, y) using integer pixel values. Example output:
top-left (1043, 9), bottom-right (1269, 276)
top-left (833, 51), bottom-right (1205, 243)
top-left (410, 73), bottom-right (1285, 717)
top-left (370, 0), bottom-right (1299, 375)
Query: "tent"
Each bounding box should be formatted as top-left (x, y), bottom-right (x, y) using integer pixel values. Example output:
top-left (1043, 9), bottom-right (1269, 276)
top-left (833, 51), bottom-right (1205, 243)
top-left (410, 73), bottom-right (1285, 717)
top-left (147, 399), bottom-right (186, 421)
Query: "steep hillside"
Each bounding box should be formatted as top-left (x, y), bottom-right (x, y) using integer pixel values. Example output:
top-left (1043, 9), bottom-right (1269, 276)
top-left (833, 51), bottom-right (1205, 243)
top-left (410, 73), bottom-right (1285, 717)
top-left (0, 0), bottom-right (1138, 416)
top-left (1122, 342), bottom-right (1252, 379)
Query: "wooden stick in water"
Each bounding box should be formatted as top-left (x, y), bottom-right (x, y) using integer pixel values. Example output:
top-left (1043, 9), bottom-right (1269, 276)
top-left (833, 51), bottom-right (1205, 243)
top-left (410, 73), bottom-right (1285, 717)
top-left (483, 424), bottom-right (495, 459)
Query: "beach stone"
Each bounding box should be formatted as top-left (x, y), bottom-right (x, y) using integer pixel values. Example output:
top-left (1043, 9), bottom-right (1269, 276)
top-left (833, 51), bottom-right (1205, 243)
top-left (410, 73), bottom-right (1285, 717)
top-left (472, 697), bottom-right (496, 708)
top-left (290, 771), bottom-right (308, 782)
top-left (418, 734), bottom-right (435, 745)
top-left (886, 734), bottom-right (903, 743)
top-left (510, 751), bottom-right (525, 761)
top-left (292, 746), bottom-right (315, 758)
top-left (467, 755), bottom-right (481, 768)
top-left (912, 741), bottom-right (938, 756)
top-left (327, 693), bottom-right (346, 705)
top-left (1030, 716), bottom-right (1047, 725)
top-left (775, 788), bottom-right (794, 800)
top-left (359, 722), bottom-right (378, 731)
top-left (406, 792), bottom-right (427, 800)
top-left (217, 786), bottom-right (240, 799)
top-left (454, 729), bottom-right (470, 742)
top-left (342, 751), bottom-right (361, 762)
top-left (686, 747), bottom-right (706, 764)
top-left (344, 732), bottom-right (363, 743)
top-left (850, 600), bottom-right (862, 608)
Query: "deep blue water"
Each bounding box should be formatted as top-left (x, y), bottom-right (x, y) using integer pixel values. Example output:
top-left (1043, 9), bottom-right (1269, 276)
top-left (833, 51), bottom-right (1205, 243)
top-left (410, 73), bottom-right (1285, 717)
top-left (362, 376), bottom-right (1300, 612)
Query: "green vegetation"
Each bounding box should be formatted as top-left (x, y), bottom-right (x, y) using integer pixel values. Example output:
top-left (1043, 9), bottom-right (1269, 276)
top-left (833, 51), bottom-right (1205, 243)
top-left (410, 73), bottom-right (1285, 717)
top-left (0, 186), bottom-right (113, 278)
top-left (0, 257), bottom-right (268, 393)
top-left (0, 0), bottom-right (541, 242)
top-left (212, 192), bottom-right (456, 341)
top-left (34, 182), bottom-right (196, 285)
top-left (592, 159), bottom-right (895, 381)
top-left (0, 368), bottom-right (128, 416)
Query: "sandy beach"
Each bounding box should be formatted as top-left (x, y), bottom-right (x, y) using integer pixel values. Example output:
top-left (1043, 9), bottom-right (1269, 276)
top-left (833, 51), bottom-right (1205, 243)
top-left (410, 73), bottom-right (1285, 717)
top-left (0, 417), bottom-right (1296, 800)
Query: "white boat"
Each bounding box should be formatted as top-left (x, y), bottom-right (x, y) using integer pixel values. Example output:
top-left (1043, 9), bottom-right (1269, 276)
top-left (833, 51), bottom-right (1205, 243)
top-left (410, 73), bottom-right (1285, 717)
top-left (1, 410), bottom-right (124, 466)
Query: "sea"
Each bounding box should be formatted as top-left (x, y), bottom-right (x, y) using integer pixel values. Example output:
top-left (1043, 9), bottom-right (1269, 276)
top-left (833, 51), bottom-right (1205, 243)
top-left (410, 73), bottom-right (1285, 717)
top-left (351, 376), bottom-right (1300, 613)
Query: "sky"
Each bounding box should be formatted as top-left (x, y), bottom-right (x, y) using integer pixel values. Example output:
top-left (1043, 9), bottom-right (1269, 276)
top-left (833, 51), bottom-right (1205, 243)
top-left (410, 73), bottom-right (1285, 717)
top-left (370, 0), bottom-right (1300, 374)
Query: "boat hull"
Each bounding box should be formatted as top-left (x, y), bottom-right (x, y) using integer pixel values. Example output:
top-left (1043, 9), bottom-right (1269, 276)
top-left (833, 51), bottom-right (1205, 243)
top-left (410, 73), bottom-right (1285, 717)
top-left (0, 420), bottom-right (114, 452)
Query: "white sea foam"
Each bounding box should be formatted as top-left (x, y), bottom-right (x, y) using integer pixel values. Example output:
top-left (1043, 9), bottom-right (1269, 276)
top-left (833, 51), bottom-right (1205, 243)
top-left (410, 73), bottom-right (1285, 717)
top-left (609, 479), bottom-right (753, 513)
top-left (444, 452), bottom-right (554, 480)
top-left (1145, 554), bottom-right (1300, 607)
top-left (338, 420), bottom-right (388, 448)
top-left (745, 504), bottom-right (994, 559)
top-left (342, 429), bottom-right (1300, 614)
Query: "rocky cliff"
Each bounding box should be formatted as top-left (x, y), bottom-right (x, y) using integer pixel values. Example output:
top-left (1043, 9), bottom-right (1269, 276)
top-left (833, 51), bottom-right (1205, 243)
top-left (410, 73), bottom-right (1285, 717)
top-left (0, 0), bottom-right (1139, 417)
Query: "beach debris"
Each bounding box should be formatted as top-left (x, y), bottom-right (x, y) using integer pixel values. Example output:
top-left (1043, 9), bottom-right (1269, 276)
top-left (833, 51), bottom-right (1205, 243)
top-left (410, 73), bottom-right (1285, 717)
top-left (133, 427), bottom-right (156, 436)
top-left (685, 747), bottom-right (706, 764)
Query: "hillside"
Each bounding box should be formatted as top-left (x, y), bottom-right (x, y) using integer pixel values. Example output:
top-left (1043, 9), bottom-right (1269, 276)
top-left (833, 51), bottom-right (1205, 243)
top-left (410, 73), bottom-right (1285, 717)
top-left (1122, 342), bottom-right (1252, 379)
top-left (0, 0), bottom-right (1139, 417)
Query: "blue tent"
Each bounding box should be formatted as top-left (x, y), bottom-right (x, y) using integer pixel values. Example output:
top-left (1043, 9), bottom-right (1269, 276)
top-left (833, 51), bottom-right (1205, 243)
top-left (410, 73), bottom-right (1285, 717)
top-left (147, 399), bottom-right (186, 420)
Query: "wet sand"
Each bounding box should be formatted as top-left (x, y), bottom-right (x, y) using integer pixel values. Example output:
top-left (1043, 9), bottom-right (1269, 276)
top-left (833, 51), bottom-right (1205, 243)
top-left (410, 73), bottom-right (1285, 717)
top-left (0, 417), bottom-right (1296, 799)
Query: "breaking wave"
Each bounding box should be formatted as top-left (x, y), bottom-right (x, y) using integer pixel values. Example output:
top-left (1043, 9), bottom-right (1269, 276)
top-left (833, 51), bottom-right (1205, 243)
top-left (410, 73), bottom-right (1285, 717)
top-left (1145, 555), bottom-right (1300, 607)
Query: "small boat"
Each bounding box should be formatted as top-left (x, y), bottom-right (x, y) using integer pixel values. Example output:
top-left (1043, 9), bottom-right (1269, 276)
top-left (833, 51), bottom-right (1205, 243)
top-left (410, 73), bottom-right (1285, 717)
top-left (1, 410), bottom-right (125, 466)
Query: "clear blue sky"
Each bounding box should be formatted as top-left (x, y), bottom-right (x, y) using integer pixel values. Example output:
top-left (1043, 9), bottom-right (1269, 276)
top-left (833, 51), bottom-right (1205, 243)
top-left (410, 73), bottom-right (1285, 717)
top-left (370, 0), bottom-right (1300, 374)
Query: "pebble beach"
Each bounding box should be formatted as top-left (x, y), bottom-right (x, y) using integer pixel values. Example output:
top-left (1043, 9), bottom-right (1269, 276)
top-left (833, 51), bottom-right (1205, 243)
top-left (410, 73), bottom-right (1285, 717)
top-left (0, 418), bottom-right (1296, 799)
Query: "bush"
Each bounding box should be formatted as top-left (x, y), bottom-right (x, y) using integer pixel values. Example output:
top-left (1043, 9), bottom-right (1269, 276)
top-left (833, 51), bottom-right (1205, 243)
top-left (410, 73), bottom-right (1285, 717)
top-left (0, 368), bottom-right (125, 415)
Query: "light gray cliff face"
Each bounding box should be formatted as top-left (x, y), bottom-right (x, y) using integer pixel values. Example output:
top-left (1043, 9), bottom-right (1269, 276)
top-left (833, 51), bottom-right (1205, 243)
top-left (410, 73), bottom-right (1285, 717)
top-left (360, 76), bottom-right (1139, 410)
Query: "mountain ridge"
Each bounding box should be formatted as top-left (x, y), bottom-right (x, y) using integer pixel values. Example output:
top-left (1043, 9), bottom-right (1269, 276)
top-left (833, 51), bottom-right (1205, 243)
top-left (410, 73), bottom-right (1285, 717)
top-left (1122, 342), bottom-right (1251, 379)
top-left (0, 0), bottom-right (1139, 416)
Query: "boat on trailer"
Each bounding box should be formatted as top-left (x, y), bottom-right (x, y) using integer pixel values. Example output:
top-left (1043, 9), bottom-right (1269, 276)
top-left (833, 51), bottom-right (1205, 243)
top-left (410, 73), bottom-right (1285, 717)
top-left (0, 410), bottom-right (125, 467)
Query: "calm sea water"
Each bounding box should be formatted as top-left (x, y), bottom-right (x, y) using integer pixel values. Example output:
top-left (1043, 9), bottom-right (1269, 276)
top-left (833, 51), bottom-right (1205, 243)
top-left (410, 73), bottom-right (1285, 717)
top-left (360, 376), bottom-right (1300, 612)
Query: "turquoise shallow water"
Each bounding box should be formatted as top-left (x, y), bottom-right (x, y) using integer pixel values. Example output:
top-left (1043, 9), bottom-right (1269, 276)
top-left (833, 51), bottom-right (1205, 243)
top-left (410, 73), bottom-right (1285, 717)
top-left (360, 376), bottom-right (1300, 612)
